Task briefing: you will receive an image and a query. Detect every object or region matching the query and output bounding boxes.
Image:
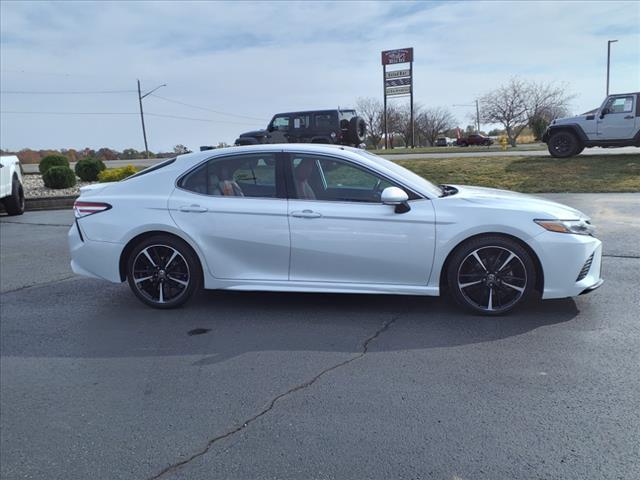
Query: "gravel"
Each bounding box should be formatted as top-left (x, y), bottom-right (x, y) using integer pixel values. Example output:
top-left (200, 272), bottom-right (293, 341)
top-left (23, 174), bottom-right (95, 198)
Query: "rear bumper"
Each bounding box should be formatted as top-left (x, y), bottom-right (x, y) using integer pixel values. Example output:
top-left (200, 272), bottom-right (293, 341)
top-left (68, 222), bottom-right (123, 283)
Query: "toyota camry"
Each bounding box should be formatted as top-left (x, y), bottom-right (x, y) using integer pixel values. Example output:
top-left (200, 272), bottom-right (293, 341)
top-left (68, 144), bottom-right (603, 315)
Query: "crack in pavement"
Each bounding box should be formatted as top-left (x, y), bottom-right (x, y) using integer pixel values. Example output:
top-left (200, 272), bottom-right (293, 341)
top-left (0, 220), bottom-right (71, 227)
top-left (0, 275), bottom-right (78, 294)
top-left (148, 314), bottom-right (400, 480)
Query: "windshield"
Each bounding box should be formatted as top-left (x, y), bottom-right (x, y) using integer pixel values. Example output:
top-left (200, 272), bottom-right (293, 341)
top-left (356, 150), bottom-right (443, 198)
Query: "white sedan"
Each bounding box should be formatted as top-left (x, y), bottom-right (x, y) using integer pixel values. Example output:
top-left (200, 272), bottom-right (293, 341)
top-left (68, 144), bottom-right (603, 315)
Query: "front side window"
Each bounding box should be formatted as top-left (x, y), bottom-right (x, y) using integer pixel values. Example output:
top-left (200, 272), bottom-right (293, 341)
top-left (606, 96), bottom-right (634, 114)
top-left (271, 116), bottom-right (290, 131)
top-left (180, 153), bottom-right (277, 198)
top-left (290, 154), bottom-right (396, 203)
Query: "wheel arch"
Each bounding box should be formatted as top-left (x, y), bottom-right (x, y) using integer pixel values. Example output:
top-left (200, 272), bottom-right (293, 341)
top-left (544, 124), bottom-right (588, 144)
top-left (118, 230), bottom-right (205, 282)
top-left (438, 232), bottom-right (544, 296)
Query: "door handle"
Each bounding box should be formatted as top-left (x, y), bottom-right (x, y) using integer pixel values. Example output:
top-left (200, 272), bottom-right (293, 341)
top-left (179, 204), bottom-right (208, 213)
top-left (624, 115), bottom-right (634, 119)
top-left (291, 209), bottom-right (322, 219)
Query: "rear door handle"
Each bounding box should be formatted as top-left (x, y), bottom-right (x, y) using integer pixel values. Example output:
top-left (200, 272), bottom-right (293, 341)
top-left (291, 209), bottom-right (322, 219)
top-left (179, 204), bottom-right (208, 213)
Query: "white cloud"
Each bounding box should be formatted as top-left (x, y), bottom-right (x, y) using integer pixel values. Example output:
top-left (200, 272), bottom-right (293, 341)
top-left (1, 0), bottom-right (638, 151)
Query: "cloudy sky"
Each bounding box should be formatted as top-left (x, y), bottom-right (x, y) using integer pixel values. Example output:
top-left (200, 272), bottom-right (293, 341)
top-left (1, 0), bottom-right (638, 152)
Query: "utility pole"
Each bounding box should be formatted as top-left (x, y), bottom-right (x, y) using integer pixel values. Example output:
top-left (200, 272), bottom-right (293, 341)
top-left (137, 80), bottom-right (167, 159)
top-left (606, 39), bottom-right (618, 96)
top-left (453, 101), bottom-right (481, 132)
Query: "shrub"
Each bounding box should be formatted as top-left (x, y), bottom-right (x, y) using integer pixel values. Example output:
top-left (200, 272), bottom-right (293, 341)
top-left (39, 154), bottom-right (69, 174)
top-left (75, 157), bottom-right (106, 181)
top-left (42, 166), bottom-right (77, 189)
top-left (97, 165), bottom-right (139, 182)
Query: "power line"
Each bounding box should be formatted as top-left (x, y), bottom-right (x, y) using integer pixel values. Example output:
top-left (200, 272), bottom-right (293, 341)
top-left (1, 89), bottom-right (136, 94)
top-left (149, 93), bottom-right (268, 122)
top-left (1, 110), bottom-right (138, 115)
top-left (0, 110), bottom-right (261, 125)
top-left (145, 112), bottom-right (259, 125)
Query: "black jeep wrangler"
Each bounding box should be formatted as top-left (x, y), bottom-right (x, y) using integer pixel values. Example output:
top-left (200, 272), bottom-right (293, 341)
top-left (235, 109), bottom-right (367, 147)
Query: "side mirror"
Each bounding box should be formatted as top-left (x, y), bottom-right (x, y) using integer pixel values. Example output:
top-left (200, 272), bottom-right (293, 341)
top-left (381, 186), bottom-right (410, 213)
top-left (599, 107), bottom-right (609, 119)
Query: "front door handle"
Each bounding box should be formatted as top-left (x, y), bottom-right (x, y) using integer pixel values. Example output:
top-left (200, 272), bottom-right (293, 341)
top-left (291, 209), bottom-right (322, 219)
top-left (179, 204), bottom-right (208, 213)
top-left (624, 115), bottom-right (634, 119)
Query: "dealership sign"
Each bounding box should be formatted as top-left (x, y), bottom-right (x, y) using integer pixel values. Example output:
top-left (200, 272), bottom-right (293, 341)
top-left (381, 48), bottom-right (413, 65)
top-left (381, 48), bottom-right (415, 148)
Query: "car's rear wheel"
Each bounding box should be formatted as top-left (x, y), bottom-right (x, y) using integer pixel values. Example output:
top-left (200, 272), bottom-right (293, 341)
top-left (548, 131), bottom-right (581, 158)
top-left (126, 235), bottom-right (201, 309)
top-left (447, 236), bottom-right (536, 315)
top-left (2, 176), bottom-right (25, 216)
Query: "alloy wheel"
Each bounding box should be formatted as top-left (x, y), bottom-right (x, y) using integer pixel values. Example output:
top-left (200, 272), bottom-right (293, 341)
top-left (457, 246), bottom-right (527, 313)
top-left (131, 244), bottom-right (190, 304)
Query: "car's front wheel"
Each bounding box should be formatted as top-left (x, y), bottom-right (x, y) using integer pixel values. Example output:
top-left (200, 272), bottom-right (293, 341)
top-left (126, 235), bottom-right (201, 308)
top-left (548, 131), bottom-right (581, 158)
top-left (447, 236), bottom-right (536, 315)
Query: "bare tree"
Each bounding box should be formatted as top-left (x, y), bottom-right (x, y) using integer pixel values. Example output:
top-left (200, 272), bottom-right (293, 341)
top-left (394, 104), bottom-right (421, 147)
top-left (355, 97), bottom-right (384, 148)
top-left (480, 78), bottom-right (573, 146)
top-left (416, 107), bottom-right (457, 146)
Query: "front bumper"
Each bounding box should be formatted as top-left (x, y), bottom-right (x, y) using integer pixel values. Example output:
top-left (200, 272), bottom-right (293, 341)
top-left (530, 231), bottom-right (603, 299)
top-left (68, 222), bottom-right (123, 283)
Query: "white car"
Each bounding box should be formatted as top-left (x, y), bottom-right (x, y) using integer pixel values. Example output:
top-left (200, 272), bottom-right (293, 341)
top-left (0, 155), bottom-right (25, 216)
top-left (68, 144), bottom-right (603, 314)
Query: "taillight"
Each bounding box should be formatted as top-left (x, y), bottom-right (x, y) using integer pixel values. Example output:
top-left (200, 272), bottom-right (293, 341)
top-left (73, 201), bottom-right (111, 218)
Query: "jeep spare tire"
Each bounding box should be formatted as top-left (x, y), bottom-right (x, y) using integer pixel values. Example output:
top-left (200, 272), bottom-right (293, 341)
top-left (348, 116), bottom-right (367, 144)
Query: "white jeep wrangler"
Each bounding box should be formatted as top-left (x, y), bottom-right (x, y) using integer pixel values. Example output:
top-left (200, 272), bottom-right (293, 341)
top-left (0, 155), bottom-right (25, 216)
top-left (543, 92), bottom-right (640, 157)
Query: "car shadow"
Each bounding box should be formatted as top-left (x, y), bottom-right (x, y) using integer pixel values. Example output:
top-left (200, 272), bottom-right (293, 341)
top-left (0, 280), bottom-right (579, 362)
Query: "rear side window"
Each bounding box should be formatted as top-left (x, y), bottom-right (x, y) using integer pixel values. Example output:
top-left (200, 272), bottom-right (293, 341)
top-left (179, 153), bottom-right (277, 198)
top-left (315, 112), bottom-right (337, 128)
top-left (126, 158), bottom-right (176, 180)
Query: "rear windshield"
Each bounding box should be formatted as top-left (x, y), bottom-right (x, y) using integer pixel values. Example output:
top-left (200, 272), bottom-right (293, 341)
top-left (125, 158), bottom-right (176, 180)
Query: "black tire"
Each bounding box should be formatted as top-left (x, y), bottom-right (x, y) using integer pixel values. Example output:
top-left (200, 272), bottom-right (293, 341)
top-left (2, 176), bottom-right (25, 216)
top-left (348, 116), bottom-right (367, 145)
top-left (547, 131), bottom-right (581, 158)
top-left (126, 235), bottom-right (201, 309)
top-left (447, 235), bottom-right (537, 315)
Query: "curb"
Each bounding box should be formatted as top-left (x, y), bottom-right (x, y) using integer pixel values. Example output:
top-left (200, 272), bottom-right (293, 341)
top-left (25, 195), bottom-right (77, 211)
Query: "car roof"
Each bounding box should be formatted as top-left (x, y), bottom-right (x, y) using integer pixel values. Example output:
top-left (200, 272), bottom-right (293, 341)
top-left (271, 109), bottom-right (355, 117)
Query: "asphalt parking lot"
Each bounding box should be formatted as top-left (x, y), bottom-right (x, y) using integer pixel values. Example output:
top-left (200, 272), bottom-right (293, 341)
top-left (1, 194), bottom-right (639, 480)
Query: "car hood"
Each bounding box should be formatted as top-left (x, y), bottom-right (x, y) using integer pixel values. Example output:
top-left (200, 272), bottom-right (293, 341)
top-left (238, 129), bottom-right (267, 138)
top-left (449, 185), bottom-right (588, 220)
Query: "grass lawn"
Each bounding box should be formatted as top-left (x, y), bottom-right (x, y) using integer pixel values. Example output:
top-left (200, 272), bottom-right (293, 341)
top-left (396, 153), bottom-right (640, 193)
top-left (369, 143), bottom-right (546, 155)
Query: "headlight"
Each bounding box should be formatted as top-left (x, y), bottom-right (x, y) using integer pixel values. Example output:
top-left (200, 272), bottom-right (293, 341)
top-left (534, 219), bottom-right (595, 236)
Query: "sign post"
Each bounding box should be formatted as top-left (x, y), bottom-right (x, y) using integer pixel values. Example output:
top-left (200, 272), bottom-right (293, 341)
top-left (382, 47), bottom-right (414, 149)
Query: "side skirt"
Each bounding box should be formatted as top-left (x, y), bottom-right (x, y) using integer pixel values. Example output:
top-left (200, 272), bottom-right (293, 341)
top-left (202, 278), bottom-right (440, 296)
